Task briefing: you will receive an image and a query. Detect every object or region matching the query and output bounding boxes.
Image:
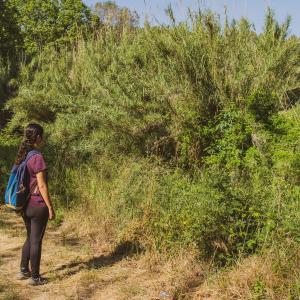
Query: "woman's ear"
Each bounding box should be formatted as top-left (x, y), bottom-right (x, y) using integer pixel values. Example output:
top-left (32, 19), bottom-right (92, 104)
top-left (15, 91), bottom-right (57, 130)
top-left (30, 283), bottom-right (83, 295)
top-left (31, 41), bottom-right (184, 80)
top-left (36, 135), bottom-right (43, 146)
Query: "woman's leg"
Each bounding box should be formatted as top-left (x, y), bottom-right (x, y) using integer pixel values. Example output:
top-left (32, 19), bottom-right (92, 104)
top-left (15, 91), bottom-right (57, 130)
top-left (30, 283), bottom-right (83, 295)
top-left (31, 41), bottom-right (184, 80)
top-left (20, 211), bottom-right (31, 271)
top-left (26, 205), bottom-right (49, 278)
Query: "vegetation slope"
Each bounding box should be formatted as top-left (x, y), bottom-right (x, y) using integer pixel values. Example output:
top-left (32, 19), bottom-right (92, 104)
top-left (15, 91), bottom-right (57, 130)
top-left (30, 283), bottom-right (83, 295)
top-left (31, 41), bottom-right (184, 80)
top-left (1, 1), bottom-right (300, 298)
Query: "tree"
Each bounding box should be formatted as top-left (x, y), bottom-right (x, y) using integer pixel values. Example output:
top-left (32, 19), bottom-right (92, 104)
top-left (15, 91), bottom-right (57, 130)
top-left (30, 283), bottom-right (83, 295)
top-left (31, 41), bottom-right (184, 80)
top-left (0, 0), bottom-right (22, 103)
top-left (0, 0), bottom-right (22, 59)
top-left (9, 0), bottom-right (96, 56)
top-left (94, 1), bottom-right (139, 28)
top-left (57, 0), bottom-right (96, 41)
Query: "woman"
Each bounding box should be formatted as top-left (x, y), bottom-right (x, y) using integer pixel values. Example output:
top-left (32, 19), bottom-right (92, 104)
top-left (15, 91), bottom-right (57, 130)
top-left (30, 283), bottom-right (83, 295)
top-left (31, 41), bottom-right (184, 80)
top-left (16, 123), bottom-right (55, 285)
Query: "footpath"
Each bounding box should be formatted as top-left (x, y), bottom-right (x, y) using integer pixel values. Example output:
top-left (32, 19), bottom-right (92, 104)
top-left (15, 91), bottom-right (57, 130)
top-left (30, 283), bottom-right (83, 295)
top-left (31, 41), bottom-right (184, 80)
top-left (0, 207), bottom-right (178, 300)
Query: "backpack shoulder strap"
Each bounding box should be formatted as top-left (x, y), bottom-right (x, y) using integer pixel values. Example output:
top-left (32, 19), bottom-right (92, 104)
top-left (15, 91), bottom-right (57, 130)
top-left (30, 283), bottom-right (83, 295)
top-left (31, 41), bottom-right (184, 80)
top-left (25, 150), bottom-right (41, 164)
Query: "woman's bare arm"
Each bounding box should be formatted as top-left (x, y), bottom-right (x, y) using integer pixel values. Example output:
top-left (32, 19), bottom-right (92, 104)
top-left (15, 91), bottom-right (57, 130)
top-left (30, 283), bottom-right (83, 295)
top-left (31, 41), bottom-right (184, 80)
top-left (36, 170), bottom-right (55, 220)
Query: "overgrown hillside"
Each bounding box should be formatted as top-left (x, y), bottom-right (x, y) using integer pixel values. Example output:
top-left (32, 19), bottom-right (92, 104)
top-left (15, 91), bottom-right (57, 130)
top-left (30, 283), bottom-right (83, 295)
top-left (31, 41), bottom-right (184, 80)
top-left (1, 2), bottom-right (300, 298)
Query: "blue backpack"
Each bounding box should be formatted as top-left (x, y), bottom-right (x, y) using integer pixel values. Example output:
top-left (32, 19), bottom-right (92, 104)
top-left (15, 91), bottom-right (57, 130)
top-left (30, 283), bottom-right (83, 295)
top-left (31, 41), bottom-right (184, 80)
top-left (5, 150), bottom-right (39, 211)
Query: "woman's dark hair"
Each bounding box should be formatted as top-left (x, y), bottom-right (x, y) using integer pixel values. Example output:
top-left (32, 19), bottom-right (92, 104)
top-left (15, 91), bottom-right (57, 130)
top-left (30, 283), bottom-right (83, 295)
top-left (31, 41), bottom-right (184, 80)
top-left (15, 123), bottom-right (44, 165)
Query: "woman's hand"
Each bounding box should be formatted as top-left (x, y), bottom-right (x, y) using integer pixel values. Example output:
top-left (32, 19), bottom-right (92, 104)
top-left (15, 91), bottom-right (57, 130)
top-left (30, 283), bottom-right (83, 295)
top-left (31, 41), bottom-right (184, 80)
top-left (49, 208), bottom-right (56, 220)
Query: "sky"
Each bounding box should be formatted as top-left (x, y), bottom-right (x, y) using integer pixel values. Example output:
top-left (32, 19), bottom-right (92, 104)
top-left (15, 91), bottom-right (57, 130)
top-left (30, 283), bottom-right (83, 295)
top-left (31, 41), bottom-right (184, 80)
top-left (83, 0), bottom-right (300, 36)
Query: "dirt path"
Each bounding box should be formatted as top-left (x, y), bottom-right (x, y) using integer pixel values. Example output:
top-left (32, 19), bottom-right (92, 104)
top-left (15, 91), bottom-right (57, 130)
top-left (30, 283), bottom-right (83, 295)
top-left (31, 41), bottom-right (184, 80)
top-left (0, 207), bottom-right (174, 300)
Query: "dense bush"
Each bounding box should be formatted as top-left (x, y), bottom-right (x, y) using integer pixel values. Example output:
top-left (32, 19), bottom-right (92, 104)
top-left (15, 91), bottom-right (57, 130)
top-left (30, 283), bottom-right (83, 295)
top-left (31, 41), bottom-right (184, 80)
top-left (1, 8), bottom-right (300, 267)
top-left (6, 11), bottom-right (300, 161)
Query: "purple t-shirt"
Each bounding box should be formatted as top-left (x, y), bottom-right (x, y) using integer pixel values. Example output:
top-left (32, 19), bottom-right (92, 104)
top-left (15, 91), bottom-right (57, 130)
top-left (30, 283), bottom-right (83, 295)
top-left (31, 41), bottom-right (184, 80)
top-left (26, 154), bottom-right (47, 207)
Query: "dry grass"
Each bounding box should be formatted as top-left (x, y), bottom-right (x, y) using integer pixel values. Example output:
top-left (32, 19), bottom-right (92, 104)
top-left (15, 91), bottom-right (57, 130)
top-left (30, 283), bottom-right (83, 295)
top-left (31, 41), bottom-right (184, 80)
top-left (141, 249), bottom-right (206, 299)
top-left (3, 191), bottom-right (300, 300)
top-left (193, 250), bottom-right (300, 300)
top-left (63, 204), bottom-right (300, 300)
top-left (0, 275), bottom-right (21, 300)
top-left (61, 213), bottom-right (206, 299)
top-left (58, 205), bottom-right (116, 254)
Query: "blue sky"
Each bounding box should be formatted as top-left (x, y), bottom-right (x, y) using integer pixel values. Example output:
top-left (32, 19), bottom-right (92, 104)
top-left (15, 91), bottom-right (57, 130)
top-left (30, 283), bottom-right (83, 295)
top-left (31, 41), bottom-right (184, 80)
top-left (83, 0), bottom-right (300, 36)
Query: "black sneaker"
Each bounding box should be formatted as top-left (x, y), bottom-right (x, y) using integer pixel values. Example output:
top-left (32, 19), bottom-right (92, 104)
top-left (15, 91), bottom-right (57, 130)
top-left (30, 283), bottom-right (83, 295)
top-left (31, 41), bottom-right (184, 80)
top-left (17, 269), bottom-right (31, 280)
top-left (28, 276), bottom-right (48, 286)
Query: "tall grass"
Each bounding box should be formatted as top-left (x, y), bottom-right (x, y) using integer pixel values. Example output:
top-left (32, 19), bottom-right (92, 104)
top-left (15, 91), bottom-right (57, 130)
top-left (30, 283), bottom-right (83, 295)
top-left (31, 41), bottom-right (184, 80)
top-left (6, 10), bottom-right (299, 162)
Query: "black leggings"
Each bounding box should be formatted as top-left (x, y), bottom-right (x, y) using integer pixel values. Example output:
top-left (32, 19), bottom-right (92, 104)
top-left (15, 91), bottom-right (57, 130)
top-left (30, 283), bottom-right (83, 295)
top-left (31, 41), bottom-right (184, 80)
top-left (21, 205), bottom-right (49, 277)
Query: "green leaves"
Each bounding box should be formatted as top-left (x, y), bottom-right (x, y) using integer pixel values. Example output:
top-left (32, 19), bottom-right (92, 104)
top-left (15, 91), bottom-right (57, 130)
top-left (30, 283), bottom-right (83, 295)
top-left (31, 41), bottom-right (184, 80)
top-left (0, 0), bottom-right (21, 58)
top-left (1, 8), bottom-right (300, 266)
top-left (8, 0), bottom-right (95, 56)
top-left (247, 90), bottom-right (279, 123)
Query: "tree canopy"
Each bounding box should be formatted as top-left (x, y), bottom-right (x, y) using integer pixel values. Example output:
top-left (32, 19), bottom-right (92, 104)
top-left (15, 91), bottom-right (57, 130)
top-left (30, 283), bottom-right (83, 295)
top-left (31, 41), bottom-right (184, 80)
top-left (7, 0), bottom-right (96, 56)
top-left (0, 0), bottom-right (22, 59)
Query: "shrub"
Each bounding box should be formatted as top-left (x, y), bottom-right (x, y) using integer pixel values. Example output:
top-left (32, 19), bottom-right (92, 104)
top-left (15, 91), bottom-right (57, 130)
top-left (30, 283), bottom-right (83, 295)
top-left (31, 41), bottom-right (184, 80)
top-left (247, 90), bottom-right (279, 123)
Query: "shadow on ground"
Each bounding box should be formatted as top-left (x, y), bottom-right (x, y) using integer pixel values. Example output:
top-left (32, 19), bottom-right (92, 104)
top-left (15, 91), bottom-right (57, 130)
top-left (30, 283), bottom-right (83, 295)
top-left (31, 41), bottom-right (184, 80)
top-left (52, 240), bottom-right (142, 278)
